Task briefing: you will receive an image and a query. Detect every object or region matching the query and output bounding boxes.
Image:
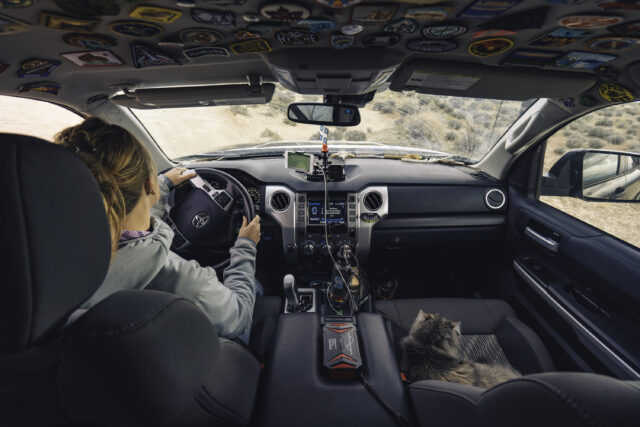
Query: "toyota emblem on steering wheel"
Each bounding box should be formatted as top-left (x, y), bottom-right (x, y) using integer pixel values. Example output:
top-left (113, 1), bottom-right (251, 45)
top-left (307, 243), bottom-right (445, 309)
top-left (192, 212), bottom-right (210, 229)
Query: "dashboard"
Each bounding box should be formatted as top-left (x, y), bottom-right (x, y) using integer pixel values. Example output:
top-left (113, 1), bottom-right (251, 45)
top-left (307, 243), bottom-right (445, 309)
top-left (189, 158), bottom-right (507, 267)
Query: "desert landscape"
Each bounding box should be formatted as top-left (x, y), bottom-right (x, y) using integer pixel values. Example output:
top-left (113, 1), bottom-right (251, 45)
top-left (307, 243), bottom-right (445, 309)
top-left (1, 89), bottom-right (638, 248)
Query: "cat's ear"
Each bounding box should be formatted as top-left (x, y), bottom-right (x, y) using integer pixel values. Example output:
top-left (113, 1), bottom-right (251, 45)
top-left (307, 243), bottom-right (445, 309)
top-left (417, 310), bottom-right (427, 320)
top-left (453, 322), bottom-right (462, 336)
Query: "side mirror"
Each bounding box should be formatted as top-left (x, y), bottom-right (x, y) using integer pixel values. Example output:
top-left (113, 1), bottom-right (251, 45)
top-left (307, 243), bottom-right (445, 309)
top-left (542, 149), bottom-right (640, 202)
top-left (287, 103), bottom-right (361, 127)
top-left (581, 151), bottom-right (640, 202)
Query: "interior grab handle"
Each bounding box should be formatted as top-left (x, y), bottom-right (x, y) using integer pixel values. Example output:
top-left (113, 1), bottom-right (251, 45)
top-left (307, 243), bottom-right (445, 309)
top-left (525, 226), bottom-right (559, 253)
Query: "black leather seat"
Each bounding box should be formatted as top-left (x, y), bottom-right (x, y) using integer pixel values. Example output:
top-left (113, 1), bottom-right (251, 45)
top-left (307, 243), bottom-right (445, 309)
top-left (0, 134), bottom-right (261, 426)
top-left (376, 298), bottom-right (554, 374)
top-left (408, 372), bottom-right (640, 427)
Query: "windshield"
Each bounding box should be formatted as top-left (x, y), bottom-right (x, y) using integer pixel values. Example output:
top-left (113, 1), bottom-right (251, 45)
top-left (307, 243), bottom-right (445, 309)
top-left (133, 85), bottom-right (529, 163)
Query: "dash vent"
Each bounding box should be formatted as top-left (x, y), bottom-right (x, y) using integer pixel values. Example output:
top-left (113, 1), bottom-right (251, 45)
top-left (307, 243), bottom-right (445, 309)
top-left (363, 191), bottom-right (383, 211)
top-left (270, 191), bottom-right (290, 211)
top-left (470, 171), bottom-right (493, 181)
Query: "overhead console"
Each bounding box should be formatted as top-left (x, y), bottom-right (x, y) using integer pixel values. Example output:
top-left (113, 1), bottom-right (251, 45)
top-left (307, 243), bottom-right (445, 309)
top-left (267, 48), bottom-right (403, 95)
top-left (391, 60), bottom-right (596, 101)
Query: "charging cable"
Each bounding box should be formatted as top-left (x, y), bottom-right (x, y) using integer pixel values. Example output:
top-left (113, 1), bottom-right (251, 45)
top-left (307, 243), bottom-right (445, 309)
top-left (320, 166), bottom-right (356, 314)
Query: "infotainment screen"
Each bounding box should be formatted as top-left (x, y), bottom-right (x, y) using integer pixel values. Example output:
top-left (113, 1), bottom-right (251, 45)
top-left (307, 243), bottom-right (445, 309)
top-left (307, 199), bottom-right (347, 226)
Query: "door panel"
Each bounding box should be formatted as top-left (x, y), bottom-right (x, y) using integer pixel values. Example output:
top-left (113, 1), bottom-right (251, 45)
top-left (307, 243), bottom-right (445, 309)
top-left (507, 147), bottom-right (640, 380)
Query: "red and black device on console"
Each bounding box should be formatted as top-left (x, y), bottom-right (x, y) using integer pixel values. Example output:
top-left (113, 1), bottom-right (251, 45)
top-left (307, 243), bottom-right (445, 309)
top-left (322, 316), bottom-right (362, 381)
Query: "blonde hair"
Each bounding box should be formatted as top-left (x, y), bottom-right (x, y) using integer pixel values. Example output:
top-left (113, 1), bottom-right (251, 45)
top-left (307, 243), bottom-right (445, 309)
top-left (55, 117), bottom-right (157, 255)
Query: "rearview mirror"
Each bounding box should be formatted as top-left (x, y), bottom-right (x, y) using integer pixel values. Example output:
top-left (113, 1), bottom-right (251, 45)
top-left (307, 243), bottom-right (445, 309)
top-left (542, 149), bottom-right (640, 202)
top-left (287, 103), bottom-right (360, 126)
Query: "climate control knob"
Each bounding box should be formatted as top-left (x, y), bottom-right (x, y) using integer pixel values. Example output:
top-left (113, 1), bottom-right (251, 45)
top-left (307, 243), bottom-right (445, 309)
top-left (337, 241), bottom-right (355, 259)
top-left (320, 242), bottom-right (334, 257)
top-left (285, 243), bottom-right (298, 255)
top-left (301, 241), bottom-right (317, 257)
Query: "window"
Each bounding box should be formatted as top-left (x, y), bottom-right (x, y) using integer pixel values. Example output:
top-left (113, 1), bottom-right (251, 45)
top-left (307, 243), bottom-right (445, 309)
top-left (132, 84), bottom-right (527, 162)
top-left (0, 95), bottom-right (83, 141)
top-left (539, 101), bottom-right (640, 249)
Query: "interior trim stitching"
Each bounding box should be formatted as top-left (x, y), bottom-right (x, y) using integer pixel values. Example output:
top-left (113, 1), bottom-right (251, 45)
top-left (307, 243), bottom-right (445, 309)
top-left (80, 296), bottom-right (183, 337)
top-left (499, 377), bottom-right (597, 427)
top-left (409, 384), bottom-right (479, 407)
top-left (197, 382), bottom-right (249, 424)
top-left (527, 378), bottom-right (596, 426)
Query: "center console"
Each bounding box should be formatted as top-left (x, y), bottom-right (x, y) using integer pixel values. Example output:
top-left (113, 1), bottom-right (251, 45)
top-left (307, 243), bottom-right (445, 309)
top-left (253, 313), bottom-right (413, 427)
top-left (295, 192), bottom-right (358, 260)
top-left (264, 185), bottom-right (389, 266)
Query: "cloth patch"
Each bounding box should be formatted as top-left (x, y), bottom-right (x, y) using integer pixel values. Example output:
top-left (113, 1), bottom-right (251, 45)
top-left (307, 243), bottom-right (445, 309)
top-left (459, 334), bottom-right (515, 370)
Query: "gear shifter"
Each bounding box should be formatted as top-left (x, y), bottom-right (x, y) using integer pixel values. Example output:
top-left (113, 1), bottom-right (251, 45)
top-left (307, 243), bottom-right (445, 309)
top-left (283, 274), bottom-right (300, 312)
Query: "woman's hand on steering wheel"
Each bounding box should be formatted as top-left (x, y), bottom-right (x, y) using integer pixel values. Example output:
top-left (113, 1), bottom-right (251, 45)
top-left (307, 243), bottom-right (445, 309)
top-left (164, 167), bottom-right (197, 187)
top-left (238, 215), bottom-right (261, 245)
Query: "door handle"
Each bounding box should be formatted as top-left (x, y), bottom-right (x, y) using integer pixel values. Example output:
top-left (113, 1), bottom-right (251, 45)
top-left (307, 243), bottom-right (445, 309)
top-left (525, 226), bottom-right (559, 253)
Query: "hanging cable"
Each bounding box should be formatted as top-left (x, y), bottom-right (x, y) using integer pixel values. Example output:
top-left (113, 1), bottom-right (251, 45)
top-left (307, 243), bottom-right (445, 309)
top-left (320, 166), bottom-right (356, 314)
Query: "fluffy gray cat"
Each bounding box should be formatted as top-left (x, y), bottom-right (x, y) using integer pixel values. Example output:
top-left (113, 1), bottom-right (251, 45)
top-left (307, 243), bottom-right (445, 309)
top-left (400, 311), bottom-right (520, 389)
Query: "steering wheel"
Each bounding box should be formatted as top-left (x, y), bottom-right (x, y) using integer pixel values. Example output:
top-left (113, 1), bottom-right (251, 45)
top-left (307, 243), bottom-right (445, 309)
top-left (166, 168), bottom-right (255, 269)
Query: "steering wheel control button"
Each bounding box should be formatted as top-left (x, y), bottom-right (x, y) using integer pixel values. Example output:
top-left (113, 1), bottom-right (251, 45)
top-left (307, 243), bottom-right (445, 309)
top-left (191, 211), bottom-right (210, 229)
top-left (214, 191), bottom-right (232, 208)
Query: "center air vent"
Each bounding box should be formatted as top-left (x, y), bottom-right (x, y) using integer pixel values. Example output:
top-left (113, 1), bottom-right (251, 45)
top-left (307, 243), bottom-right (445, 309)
top-left (363, 191), bottom-right (383, 211)
top-left (270, 191), bottom-right (290, 211)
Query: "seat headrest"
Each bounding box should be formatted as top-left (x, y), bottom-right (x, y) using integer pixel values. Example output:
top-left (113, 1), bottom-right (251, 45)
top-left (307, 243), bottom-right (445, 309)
top-left (0, 134), bottom-right (111, 355)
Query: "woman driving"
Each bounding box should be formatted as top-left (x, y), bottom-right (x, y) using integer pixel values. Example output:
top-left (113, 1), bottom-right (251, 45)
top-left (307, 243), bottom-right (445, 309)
top-left (57, 118), bottom-right (262, 343)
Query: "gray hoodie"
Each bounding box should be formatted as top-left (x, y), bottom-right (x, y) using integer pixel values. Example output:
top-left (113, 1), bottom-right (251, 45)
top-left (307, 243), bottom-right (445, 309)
top-left (77, 177), bottom-right (257, 339)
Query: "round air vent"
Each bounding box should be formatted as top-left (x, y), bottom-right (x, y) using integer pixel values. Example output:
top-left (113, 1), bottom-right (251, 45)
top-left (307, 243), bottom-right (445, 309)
top-left (363, 191), bottom-right (383, 211)
top-left (270, 191), bottom-right (290, 211)
top-left (485, 189), bottom-right (506, 210)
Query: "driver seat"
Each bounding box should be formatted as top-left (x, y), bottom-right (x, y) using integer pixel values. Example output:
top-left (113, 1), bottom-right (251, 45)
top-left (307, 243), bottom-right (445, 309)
top-left (0, 134), bottom-right (260, 426)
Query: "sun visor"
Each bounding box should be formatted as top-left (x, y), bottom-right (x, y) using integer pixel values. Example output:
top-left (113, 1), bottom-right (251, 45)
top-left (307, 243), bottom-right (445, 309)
top-left (390, 60), bottom-right (596, 101)
top-left (110, 83), bottom-right (275, 109)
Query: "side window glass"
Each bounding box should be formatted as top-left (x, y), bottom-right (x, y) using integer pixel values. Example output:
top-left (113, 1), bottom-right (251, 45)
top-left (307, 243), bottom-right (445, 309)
top-left (0, 95), bottom-right (83, 141)
top-left (539, 101), bottom-right (640, 249)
